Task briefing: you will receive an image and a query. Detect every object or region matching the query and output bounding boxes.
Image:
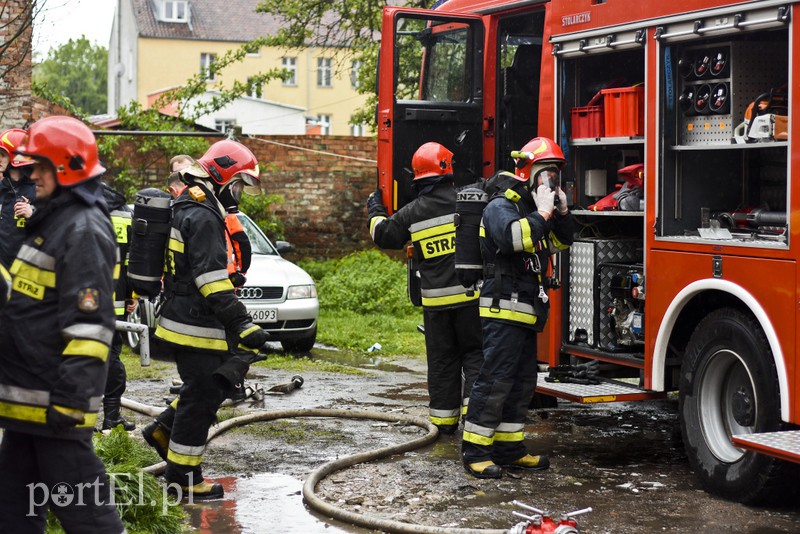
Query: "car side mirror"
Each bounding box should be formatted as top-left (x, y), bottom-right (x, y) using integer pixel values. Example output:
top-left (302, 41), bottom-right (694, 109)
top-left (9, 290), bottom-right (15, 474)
top-left (275, 241), bottom-right (293, 254)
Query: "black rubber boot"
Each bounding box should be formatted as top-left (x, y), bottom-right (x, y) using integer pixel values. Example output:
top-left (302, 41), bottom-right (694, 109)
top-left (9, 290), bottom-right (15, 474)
top-left (463, 459), bottom-right (503, 479)
top-left (495, 454), bottom-right (550, 471)
top-left (101, 398), bottom-right (136, 431)
top-left (142, 420), bottom-right (170, 461)
top-left (167, 480), bottom-right (224, 501)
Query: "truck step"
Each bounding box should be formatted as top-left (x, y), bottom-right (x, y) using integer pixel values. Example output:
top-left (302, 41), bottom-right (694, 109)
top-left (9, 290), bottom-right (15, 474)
top-left (535, 372), bottom-right (666, 404)
top-left (731, 430), bottom-right (800, 464)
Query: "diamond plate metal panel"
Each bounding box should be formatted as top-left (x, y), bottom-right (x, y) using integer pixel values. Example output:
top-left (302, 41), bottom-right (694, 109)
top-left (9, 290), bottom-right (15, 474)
top-left (568, 238), bottom-right (642, 347)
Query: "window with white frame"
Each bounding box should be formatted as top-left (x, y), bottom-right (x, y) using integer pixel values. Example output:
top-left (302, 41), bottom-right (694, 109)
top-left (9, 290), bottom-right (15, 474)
top-left (161, 1), bottom-right (188, 22)
top-left (200, 53), bottom-right (216, 82)
top-left (350, 123), bottom-right (367, 136)
top-left (317, 114), bottom-right (332, 135)
top-left (317, 58), bottom-right (332, 87)
top-left (282, 57), bottom-right (297, 86)
top-left (350, 60), bottom-right (362, 89)
top-left (247, 77), bottom-right (262, 99)
top-left (214, 119), bottom-right (236, 133)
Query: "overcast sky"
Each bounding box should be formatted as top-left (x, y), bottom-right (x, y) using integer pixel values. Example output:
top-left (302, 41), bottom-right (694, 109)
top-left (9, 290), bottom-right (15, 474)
top-left (33, 0), bottom-right (116, 58)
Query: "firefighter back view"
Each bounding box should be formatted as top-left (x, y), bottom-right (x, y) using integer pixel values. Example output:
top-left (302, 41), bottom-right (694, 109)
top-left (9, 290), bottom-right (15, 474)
top-left (462, 137), bottom-right (575, 479)
top-left (142, 139), bottom-right (268, 500)
top-left (0, 116), bottom-right (124, 532)
top-left (367, 142), bottom-right (483, 435)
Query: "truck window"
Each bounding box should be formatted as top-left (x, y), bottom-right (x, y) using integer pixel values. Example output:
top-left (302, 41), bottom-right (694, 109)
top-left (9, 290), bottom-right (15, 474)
top-left (395, 17), bottom-right (473, 103)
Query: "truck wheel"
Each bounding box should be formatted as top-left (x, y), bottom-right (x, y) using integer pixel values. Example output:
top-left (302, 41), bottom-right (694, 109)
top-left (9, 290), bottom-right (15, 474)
top-left (679, 308), bottom-right (795, 504)
top-left (281, 326), bottom-right (317, 354)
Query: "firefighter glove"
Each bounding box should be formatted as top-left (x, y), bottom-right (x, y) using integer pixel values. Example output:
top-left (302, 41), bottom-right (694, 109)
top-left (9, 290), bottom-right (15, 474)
top-left (367, 191), bottom-right (387, 216)
top-left (229, 271), bottom-right (247, 288)
top-left (239, 323), bottom-right (269, 349)
top-left (46, 404), bottom-right (85, 433)
top-left (212, 353), bottom-right (252, 392)
top-left (555, 187), bottom-right (568, 214)
top-left (533, 184), bottom-right (555, 217)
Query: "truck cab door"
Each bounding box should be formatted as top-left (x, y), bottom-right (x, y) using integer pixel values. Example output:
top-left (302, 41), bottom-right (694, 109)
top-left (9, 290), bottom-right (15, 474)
top-left (377, 7), bottom-right (484, 213)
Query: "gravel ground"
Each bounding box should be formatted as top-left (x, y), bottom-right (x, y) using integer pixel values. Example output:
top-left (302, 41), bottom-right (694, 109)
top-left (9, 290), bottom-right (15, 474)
top-left (120, 348), bottom-right (800, 533)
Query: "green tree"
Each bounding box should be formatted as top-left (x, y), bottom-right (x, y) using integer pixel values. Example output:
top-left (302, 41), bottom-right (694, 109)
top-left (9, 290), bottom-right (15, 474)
top-left (33, 36), bottom-right (107, 115)
top-left (256, 0), bottom-right (432, 129)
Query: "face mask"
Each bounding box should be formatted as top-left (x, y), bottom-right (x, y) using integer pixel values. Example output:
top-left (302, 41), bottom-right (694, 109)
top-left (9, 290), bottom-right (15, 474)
top-left (537, 168), bottom-right (561, 190)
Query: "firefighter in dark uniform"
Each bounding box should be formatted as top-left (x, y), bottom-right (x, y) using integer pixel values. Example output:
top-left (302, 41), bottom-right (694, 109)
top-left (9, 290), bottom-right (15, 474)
top-left (142, 139), bottom-right (268, 500)
top-left (462, 137), bottom-right (575, 478)
top-left (367, 142), bottom-right (483, 434)
top-left (0, 128), bottom-right (36, 268)
top-left (102, 183), bottom-right (137, 431)
top-left (0, 116), bottom-right (124, 532)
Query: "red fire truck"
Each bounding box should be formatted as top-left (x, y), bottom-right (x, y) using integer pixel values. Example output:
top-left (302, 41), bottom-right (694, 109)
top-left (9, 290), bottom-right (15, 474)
top-left (377, 0), bottom-right (797, 504)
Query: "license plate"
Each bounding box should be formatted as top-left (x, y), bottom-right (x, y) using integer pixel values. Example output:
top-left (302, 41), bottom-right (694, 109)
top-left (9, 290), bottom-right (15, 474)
top-left (252, 308), bottom-right (278, 323)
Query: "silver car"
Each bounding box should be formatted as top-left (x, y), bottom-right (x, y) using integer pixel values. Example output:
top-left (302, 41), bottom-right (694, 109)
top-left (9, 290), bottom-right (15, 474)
top-left (126, 212), bottom-right (319, 353)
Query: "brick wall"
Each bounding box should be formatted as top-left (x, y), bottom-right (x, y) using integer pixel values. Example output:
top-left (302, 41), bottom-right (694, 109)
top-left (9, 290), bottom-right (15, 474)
top-left (245, 136), bottom-right (377, 259)
top-left (112, 134), bottom-right (379, 260)
top-left (0, 0), bottom-right (33, 128)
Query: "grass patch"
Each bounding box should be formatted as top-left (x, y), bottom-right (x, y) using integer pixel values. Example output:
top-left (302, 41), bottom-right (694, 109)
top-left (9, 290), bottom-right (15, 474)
top-left (120, 345), bottom-right (175, 381)
top-left (235, 420), bottom-right (353, 445)
top-left (253, 353), bottom-right (368, 374)
top-left (317, 308), bottom-right (425, 357)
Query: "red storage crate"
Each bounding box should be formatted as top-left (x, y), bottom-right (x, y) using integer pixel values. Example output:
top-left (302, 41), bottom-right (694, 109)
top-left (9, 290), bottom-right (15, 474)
top-left (601, 86), bottom-right (644, 137)
top-left (570, 105), bottom-right (604, 139)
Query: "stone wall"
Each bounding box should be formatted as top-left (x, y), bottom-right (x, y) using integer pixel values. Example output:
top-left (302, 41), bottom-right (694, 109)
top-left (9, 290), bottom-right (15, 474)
top-left (0, 0), bottom-right (34, 128)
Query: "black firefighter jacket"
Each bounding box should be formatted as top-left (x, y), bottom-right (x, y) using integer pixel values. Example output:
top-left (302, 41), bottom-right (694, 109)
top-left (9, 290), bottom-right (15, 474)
top-left (0, 185), bottom-right (118, 438)
top-left (369, 181), bottom-right (478, 309)
top-left (0, 173), bottom-right (36, 268)
top-left (103, 185), bottom-right (133, 317)
top-left (154, 184), bottom-right (255, 353)
top-left (480, 174), bottom-right (575, 331)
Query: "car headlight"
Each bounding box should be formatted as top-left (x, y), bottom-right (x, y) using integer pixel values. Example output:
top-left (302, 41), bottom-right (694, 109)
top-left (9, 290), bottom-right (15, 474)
top-left (287, 284), bottom-right (317, 299)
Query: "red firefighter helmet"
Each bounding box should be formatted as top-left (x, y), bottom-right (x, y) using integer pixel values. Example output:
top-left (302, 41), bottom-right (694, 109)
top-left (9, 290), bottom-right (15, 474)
top-left (0, 129), bottom-right (34, 168)
top-left (411, 142), bottom-right (454, 180)
top-left (513, 137), bottom-right (565, 182)
top-left (14, 116), bottom-right (105, 186)
top-left (197, 139), bottom-right (260, 186)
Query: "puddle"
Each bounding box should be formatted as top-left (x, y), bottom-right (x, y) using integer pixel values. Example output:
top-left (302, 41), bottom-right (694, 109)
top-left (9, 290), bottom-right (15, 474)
top-left (184, 473), bottom-right (360, 533)
top-left (305, 347), bottom-right (418, 373)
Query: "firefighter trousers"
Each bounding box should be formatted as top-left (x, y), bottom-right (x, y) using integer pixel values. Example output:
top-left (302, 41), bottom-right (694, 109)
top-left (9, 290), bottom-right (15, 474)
top-left (104, 331), bottom-right (127, 400)
top-left (0, 430), bottom-right (125, 533)
top-left (155, 350), bottom-right (226, 487)
top-left (423, 305), bottom-right (483, 429)
top-left (462, 318), bottom-right (538, 464)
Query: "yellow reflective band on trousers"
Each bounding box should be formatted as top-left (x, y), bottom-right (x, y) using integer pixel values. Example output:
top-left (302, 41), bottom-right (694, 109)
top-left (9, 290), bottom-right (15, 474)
top-left (479, 297), bottom-right (537, 325)
top-left (62, 339), bottom-right (110, 361)
top-left (168, 441), bottom-right (205, 467)
top-left (494, 429), bottom-right (525, 442)
top-left (10, 260), bottom-right (56, 288)
top-left (155, 320), bottom-right (228, 351)
top-left (420, 285), bottom-right (479, 307)
top-left (0, 401), bottom-right (96, 428)
top-left (199, 278), bottom-right (234, 297)
top-left (430, 407), bottom-right (459, 427)
top-left (463, 430), bottom-right (494, 446)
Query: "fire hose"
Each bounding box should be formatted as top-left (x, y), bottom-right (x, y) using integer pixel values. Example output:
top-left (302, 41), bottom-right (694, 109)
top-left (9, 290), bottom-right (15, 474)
top-left (120, 398), bottom-right (509, 534)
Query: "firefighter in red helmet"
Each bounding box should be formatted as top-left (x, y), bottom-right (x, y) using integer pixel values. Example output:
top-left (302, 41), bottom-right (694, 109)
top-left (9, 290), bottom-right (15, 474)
top-left (0, 116), bottom-right (124, 532)
top-left (367, 142), bottom-right (483, 435)
top-left (0, 128), bottom-right (36, 268)
top-left (462, 137), bottom-right (575, 479)
top-left (142, 139), bottom-right (268, 500)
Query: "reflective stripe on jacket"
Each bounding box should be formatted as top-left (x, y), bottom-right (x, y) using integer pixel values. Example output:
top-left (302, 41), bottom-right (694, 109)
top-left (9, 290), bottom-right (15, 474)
top-left (0, 187), bottom-right (117, 438)
top-left (368, 183), bottom-right (477, 310)
top-left (155, 185), bottom-right (253, 353)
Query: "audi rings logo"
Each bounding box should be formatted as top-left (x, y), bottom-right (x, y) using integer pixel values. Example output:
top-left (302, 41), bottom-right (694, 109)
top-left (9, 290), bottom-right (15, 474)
top-left (236, 287), bottom-right (264, 299)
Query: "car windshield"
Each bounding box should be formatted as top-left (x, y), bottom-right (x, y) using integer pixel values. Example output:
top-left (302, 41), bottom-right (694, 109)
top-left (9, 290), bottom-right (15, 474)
top-left (237, 213), bottom-right (278, 256)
